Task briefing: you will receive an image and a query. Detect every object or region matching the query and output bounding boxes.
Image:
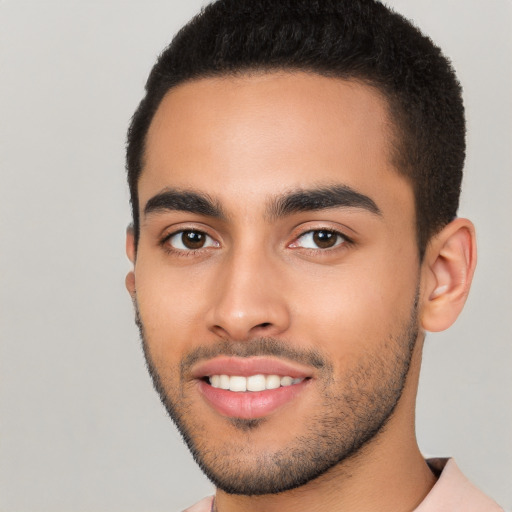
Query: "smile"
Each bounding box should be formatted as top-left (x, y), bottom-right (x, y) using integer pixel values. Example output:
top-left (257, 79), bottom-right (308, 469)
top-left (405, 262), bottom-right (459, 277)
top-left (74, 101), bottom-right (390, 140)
top-left (191, 357), bottom-right (313, 419)
top-left (209, 374), bottom-right (304, 392)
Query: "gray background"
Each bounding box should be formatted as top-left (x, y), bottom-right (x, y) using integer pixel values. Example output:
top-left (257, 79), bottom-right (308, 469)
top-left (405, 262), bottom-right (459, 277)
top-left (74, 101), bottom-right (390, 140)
top-left (0, 1), bottom-right (510, 510)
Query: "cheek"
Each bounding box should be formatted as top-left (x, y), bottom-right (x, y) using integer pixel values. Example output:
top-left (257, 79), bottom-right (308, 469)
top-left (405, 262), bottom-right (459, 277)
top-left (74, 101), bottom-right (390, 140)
top-left (289, 249), bottom-right (418, 357)
top-left (134, 261), bottom-right (210, 360)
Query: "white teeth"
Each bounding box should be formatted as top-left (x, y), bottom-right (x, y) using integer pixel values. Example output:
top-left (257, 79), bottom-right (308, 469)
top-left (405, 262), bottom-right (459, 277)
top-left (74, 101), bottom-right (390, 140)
top-left (266, 374), bottom-right (281, 389)
top-left (247, 374), bottom-right (266, 392)
top-left (208, 374), bottom-right (305, 392)
top-left (280, 376), bottom-right (293, 387)
top-left (219, 374), bottom-right (230, 390)
top-left (229, 376), bottom-right (247, 392)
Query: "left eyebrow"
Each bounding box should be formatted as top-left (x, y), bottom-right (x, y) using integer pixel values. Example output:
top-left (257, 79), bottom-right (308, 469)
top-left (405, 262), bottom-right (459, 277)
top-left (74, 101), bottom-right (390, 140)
top-left (266, 185), bottom-right (382, 220)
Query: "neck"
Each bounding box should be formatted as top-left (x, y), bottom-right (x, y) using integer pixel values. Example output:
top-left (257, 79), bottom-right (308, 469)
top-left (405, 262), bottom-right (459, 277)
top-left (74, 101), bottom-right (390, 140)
top-left (214, 440), bottom-right (435, 512)
top-left (214, 338), bottom-right (436, 512)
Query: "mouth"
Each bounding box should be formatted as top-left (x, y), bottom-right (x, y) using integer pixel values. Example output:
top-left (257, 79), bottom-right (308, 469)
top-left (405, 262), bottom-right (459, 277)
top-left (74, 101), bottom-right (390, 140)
top-left (208, 374), bottom-right (305, 392)
top-left (191, 357), bottom-right (313, 419)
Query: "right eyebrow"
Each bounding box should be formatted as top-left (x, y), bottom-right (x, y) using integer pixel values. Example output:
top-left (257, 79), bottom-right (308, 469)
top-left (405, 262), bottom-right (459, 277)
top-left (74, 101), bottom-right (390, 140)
top-left (143, 188), bottom-right (225, 220)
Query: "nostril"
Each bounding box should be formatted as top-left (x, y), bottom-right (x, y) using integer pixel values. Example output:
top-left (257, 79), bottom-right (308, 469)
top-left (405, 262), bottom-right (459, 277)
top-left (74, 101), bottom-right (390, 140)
top-left (258, 322), bottom-right (272, 329)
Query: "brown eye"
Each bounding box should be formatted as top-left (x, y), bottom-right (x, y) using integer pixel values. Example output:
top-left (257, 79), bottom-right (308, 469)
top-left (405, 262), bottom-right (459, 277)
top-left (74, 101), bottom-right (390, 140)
top-left (292, 229), bottom-right (345, 250)
top-left (166, 230), bottom-right (218, 251)
top-left (182, 231), bottom-right (206, 249)
top-left (312, 230), bottom-right (338, 248)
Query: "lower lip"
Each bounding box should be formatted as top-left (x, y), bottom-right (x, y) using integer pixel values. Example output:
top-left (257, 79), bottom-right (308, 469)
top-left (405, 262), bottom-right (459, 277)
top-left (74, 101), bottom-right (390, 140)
top-left (198, 379), bottom-right (310, 419)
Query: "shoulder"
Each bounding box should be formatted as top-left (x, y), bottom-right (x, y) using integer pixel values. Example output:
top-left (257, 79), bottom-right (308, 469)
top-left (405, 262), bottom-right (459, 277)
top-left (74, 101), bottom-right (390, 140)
top-left (415, 458), bottom-right (504, 512)
top-left (182, 495), bottom-right (214, 512)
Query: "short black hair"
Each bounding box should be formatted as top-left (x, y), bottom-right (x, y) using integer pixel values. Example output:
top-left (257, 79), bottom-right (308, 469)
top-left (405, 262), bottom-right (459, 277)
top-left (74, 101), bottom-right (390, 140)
top-left (126, 0), bottom-right (465, 258)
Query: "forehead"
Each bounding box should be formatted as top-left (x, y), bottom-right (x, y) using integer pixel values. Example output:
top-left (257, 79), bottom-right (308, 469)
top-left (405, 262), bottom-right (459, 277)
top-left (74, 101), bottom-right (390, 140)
top-left (140, 72), bottom-right (412, 220)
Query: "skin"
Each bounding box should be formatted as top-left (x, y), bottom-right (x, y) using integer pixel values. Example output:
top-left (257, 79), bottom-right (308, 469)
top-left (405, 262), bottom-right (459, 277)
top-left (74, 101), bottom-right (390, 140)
top-left (126, 72), bottom-right (476, 512)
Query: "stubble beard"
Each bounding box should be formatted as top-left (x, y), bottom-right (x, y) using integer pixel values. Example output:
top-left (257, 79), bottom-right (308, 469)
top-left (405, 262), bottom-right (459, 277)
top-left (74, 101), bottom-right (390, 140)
top-left (134, 297), bottom-right (419, 496)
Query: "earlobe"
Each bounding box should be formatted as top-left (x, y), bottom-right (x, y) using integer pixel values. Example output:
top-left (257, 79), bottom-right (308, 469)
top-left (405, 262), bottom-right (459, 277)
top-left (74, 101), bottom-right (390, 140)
top-left (420, 218), bottom-right (477, 332)
top-left (125, 271), bottom-right (136, 297)
top-left (125, 224), bottom-right (137, 297)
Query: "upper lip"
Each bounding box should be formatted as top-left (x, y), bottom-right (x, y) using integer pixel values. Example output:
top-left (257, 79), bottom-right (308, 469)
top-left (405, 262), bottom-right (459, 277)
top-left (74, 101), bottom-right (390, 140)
top-left (190, 356), bottom-right (314, 380)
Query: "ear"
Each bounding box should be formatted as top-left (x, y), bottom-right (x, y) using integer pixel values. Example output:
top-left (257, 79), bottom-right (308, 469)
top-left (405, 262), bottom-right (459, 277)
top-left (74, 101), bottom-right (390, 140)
top-left (125, 224), bottom-right (136, 297)
top-left (420, 218), bottom-right (477, 332)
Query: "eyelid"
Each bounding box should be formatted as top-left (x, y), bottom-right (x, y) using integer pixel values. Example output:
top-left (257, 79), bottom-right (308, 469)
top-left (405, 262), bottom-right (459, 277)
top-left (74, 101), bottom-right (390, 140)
top-left (160, 226), bottom-right (220, 252)
top-left (288, 227), bottom-right (353, 250)
top-left (159, 221), bottom-right (218, 241)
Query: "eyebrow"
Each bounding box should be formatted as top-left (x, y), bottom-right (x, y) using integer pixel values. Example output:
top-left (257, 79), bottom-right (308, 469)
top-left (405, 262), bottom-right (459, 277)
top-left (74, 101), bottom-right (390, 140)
top-left (144, 189), bottom-right (225, 219)
top-left (143, 184), bottom-right (381, 222)
top-left (266, 185), bottom-right (381, 220)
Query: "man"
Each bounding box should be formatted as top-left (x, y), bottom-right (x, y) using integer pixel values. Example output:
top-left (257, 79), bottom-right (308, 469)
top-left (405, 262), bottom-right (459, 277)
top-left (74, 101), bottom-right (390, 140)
top-left (124, 0), bottom-right (504, 510)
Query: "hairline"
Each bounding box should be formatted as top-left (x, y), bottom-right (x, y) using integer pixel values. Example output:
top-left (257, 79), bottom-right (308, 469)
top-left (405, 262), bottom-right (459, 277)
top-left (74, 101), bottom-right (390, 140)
top-left (132, 67), bottom-right (424, 256)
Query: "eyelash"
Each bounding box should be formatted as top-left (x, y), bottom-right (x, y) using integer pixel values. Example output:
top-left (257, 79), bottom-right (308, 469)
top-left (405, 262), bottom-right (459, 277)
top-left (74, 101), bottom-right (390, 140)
top-left (159, 229), bottom-right (218, 256)
top-left (159, 227), bottom-right (353, 257)
top-left (290, 228), bottom-right (353, 252)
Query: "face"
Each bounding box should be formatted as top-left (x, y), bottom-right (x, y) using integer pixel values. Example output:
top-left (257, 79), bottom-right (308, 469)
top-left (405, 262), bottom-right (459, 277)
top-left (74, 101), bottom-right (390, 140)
top-left (128, 72), bottom-right (421, 494)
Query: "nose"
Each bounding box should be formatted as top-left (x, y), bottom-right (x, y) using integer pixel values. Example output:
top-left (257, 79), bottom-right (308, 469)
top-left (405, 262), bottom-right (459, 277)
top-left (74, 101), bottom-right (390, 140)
top-left (205, 248), bottom-right (291, 341)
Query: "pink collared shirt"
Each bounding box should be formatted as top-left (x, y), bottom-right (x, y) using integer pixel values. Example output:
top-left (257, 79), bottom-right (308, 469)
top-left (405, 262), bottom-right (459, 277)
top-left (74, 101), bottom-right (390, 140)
top-left (183, 458), bottom-right (504, 512)
top-left (415, 458), bottom-right (503, 511)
